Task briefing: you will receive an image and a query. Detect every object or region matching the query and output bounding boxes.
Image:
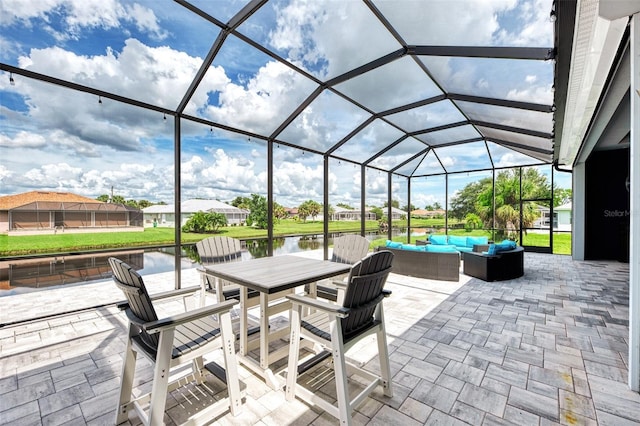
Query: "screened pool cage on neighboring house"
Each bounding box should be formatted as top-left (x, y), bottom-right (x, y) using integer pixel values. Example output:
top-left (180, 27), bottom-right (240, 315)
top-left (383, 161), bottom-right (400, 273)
top-left (1, 201), bottom-right (143, 234)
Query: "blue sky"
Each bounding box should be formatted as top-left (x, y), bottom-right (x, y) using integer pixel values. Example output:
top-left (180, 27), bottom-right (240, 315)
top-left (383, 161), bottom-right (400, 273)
top-left (0, 0), bottom-right (568, 209)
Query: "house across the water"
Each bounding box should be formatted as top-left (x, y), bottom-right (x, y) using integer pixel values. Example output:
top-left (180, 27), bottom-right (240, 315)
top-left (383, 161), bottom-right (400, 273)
top-left (142, 199), bottom-right (249, 227)
top-left (0, 191), bottom-right (143, 235)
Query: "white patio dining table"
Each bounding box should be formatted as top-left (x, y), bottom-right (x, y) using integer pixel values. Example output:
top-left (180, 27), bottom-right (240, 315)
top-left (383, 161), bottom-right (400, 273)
top-left (203, 254), bottom-right (351, 389)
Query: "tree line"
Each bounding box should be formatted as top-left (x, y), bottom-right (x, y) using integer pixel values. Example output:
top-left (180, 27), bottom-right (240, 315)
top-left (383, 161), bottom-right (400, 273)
top-left (99, 168), bottom-right (570, 236)
top-left (95, 194), bottom-right (163, 209)
top-left (448, 169), bottom-right (571, 237)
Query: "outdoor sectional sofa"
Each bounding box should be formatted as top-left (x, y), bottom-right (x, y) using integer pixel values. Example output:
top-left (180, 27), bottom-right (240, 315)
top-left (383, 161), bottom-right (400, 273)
top-left (419, 234), bottom-right (490, 253)
top-left (375, 244), bottom-right (460, 281)
top-left (462, 245), bottom-right (524, 282)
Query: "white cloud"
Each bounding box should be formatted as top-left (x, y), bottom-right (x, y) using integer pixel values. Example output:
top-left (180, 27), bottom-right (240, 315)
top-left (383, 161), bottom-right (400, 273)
top-left (269, 1), bottom-right (400, 79)
top-left (438, 156), bottom-right (456, 168)
top-left (24, 163), bottom-right (83, 187)
top-left (375, 0), bottom-right (519, 46)
top-left (495, 0), bottom-right (553, 46)
top-left (0, 131), bottom-right (46, 148)
top-left (202, 60), bottom-right (316, 135)
top-left (0, 165), bottom-right (13, 185)
top-left (0, 0), bottom-right (166, 40)
top-left (1, 0), bottom-right (63, 23)
top-left (476, 78), bottom-right (490, 90)
top-left (9, 39), bottom-right (206, 156)
top-left (495, 152), bottom-right (518, 168)
top-left (273, 161), bottom-right (323, 200)
top-left (410, 193), bottom-right (442, 210)
top-left (276, 91), bottom-right (370, 152)
top-left (506, 84), bottom-right (553, 104)
top-left (0, 0), bottom-right (556, 208)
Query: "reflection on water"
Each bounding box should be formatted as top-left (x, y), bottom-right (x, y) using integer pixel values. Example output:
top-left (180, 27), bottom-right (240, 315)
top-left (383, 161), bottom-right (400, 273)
top-left (0, 231), bottom-right (400, 296)
top-left (0, 250), bottom-right (145, 296)
top-left (244, 235), bottom-right (323, 258)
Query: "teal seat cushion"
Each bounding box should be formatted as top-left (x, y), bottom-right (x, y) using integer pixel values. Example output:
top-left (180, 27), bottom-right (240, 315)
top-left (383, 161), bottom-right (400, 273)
top-left (428, 234), bottom-right (449, 245)
top-left (448, 235), bottom-right (467, 247)
top-left (401, 244), bottom-right (425, 251)
top-left (467, 236), bottom-right (489, 246)
top-left (425, 244), bottom-right (458, 253)
top-left (457, 246), bottom-right (473, 252)
top-left (385, 240), bottom-right (403, 249)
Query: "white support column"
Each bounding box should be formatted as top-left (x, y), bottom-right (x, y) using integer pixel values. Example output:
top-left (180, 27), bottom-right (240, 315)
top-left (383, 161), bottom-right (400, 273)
top-left (572, 163), bottom-right (586, 261)
top-left (629, 11), bottom-right (640, 392)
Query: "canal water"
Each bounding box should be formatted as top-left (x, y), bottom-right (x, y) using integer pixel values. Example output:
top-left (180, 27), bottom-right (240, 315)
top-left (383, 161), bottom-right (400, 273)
top-left (1, 231), bottom-right (422, 296)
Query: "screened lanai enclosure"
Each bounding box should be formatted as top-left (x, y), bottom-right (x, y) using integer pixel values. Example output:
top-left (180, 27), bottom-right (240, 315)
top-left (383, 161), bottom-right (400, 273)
top-left (1, 0), bottom-right (572, 265)
top-left (5, 0), bottom-right (640, 408)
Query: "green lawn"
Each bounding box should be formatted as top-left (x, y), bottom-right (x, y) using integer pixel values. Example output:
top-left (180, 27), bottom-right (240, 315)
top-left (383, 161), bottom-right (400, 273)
top-left (0, 219), bottom-right (571, 257)
top-left (521, 232), bottom-right (572, 255)
top-left (0, 220), bottom-right (379, 256)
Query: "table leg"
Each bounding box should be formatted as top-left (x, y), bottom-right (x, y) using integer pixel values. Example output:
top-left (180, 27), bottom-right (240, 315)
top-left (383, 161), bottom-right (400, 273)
top-left (235, 291), bottom-right (284, 390)
top-left (239, 286), bottom-right (248, 356)
top-left (307, 281), bottom-right (317, 314)
top-left (259, 292), bottom-right (269, 369)
top-left (199, 274), bottom-right (207, 308)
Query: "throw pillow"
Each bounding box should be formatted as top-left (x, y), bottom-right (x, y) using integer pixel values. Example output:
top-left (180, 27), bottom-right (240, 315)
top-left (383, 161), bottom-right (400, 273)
top-left (494, 241), bottom-right (517, 253)
top-left (428, 234), bottom-right (448, 245)
top-left (488, 240), bottom-right (517, 255)
top-left (448, 235), bottom-right (467, 247)
top-left (500, 239), bottom-right (517, 250)
top-left (385, 240), bottom-right (403, 249)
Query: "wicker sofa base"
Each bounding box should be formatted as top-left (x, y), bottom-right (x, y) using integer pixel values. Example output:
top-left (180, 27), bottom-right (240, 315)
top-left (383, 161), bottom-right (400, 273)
top-left (375, 246), bottom-right (460, 281)
top-left (461, 246), bottom-right (524, 281)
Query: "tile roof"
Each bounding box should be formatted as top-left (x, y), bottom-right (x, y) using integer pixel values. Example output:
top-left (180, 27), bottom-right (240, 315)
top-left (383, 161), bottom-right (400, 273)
top-left (0, 191), bottom-right (101, 210)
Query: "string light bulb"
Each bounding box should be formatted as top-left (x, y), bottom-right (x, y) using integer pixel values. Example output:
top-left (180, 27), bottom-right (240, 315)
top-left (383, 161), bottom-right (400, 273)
top-left (98, 96), bottom-right (102, 104)
top-left (9, 73), bottom-right (15, 86)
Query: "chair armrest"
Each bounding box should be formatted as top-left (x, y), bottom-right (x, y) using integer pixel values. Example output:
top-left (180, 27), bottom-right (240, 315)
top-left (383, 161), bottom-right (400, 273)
top-left (332, 280), bottom-right (348, 289)
top-left (463, 251), bottom-right (499, 259)
top-left (115, 286), bottom-right (200, 311)
top-left (144, 299), bottom-right (238, 333)
top-left (150, 286), bottom-right (201, 302)
top-left (287, 294), bottom-right (349, 318)
top-left (472, 244), bottom-right (491, 253)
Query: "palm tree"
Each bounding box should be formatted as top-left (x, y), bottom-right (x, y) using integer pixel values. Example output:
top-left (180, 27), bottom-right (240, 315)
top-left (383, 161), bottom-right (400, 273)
top-left (475, 169), bottom-right (550, 240)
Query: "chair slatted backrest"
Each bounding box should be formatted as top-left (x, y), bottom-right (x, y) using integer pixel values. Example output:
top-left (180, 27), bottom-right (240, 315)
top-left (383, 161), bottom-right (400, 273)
top-left (341, 250), bottom-right (393, 339)
top-left (109, 257), bottom-right (160, 352)
top-left (331, 235), bottom-right (370, 265)
top-left (196, 236), bottom-right (242, 265)
top-left (196, 237), bottom-right (243, 292)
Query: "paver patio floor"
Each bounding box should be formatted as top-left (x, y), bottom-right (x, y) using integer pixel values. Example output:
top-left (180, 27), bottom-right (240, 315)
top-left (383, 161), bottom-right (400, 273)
top-left (1, 251), bottom-right (638, 425)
